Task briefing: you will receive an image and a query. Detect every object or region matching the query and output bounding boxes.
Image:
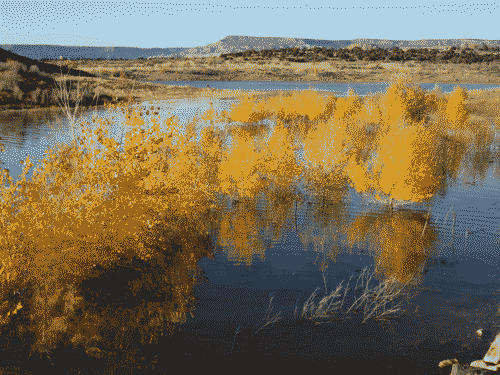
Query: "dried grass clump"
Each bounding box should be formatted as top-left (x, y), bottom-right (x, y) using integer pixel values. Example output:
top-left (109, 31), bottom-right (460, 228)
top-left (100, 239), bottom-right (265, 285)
top-left (296, 264), bottom-right (417, 324)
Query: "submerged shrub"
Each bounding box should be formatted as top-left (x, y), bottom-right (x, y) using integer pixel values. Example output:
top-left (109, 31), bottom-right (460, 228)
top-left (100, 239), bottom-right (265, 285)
top-left (0, 103), bottom-right (220, 357)
top-left (445, 86), bottom-right (471, 132)
top-left (0, 77), bottom-right (494, 366)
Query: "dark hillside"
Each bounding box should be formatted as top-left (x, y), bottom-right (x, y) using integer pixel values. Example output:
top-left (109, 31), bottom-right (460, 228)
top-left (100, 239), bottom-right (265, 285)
top-left (0, 47), bottom-right (95, 78)
top-left (0, 59), bottom-right (61, 106)
top-left (0, 47), bottom-right (118, 111)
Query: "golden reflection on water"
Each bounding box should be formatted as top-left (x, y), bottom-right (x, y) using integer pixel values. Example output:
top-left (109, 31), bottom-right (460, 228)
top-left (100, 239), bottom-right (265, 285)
top-left (218, 196), bottom-right (268, 267)
top-left (0, 83), bottom-right (500, 371)
top-left (214, 179), bottom-right (439, 286)
top-left (205, 83), bottom-right (499, 288)
top-left (345, 209), bottom-right (438, 284)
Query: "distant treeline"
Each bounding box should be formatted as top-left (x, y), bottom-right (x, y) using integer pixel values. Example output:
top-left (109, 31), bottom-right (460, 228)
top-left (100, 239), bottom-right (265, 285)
top-left (220, 45), bottom-right (500, 64)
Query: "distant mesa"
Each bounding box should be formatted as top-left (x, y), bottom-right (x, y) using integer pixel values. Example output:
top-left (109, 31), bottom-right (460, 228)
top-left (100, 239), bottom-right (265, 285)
top-left (160, 36), bottom-right (500, 59)
top-left (0, 44), bottom-right (192, 60)
top-left (2, 36), bottom-right (500, 60)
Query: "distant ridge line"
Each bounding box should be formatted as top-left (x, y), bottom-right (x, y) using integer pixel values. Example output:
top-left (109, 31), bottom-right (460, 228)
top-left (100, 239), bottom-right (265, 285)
top-left (169, 36), bottom-right (500, 58)
top-left (2, 36), bottom-right (500, 60)
top-left (0, 45), bottom-right (192, 60)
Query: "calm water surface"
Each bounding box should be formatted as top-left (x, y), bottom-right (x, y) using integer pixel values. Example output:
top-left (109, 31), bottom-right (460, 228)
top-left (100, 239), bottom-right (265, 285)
top-left (1, 81), bottom-right (500, 372)
top-left (145, 80), bottom-right (500, 98)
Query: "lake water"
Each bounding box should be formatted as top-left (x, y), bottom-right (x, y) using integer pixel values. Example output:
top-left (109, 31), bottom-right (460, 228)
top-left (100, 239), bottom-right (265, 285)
top-left (146, 80), bottom-right (500, 98)
top-left (2, 80), bottom-right (500, 373)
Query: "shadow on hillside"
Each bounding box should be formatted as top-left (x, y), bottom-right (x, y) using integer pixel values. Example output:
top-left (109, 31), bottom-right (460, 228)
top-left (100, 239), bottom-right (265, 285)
top-left (0, 47), bottom-right (120, 111)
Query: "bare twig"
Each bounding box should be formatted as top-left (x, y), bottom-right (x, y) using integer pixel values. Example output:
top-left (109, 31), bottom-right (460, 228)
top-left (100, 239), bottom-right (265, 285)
top-left (231, 326), bottom-right (241, 353)
top-left (450, 208), bottom-right (456, 247)
top-left (302, 286), bottom-right (321, 319)
top-left (322, 271), bottom-right (328, 294)
top-left (443, 205), bottom-right (453, 227)
top-left (421, 219), bottom-right (428, 237)
top-left (340, 274), bottom-right (353, 310)
top-left (53, 69), bottom-right (90, 145)
top-left (52, 69), bottom-right (95, 185)
top-left (295, 200), bottom-right (298, 232)
top-left (252, 296), bottom-right (282, 337)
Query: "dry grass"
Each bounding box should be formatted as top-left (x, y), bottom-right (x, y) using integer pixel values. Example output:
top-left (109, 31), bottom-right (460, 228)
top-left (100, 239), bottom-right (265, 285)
top-left (230, 262), bottom-right (417, 354)
top-left (64, 57), bottom-right (500, 84)
top-left (296, 263), bottom-right (417, 324)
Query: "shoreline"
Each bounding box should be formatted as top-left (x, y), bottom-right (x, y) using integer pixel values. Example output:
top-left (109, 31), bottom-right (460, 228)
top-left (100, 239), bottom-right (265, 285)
top-left (139, 75), bottom-right (500, 85)
top-left (2, 64), bottom-right (500, 113)
top-left (100, 59), bottom-right (500, 85)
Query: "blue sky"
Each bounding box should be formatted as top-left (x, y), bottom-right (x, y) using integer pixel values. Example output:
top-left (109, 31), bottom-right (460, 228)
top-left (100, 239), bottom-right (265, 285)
top-left (1, 1), bottom-right (499, 48)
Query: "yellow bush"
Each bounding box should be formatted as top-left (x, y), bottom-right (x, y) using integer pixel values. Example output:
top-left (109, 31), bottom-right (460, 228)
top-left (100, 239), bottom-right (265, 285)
top-left (0, 80), bottom-right (492, 361)
top-left (0, 103), bottom-right (217, 356)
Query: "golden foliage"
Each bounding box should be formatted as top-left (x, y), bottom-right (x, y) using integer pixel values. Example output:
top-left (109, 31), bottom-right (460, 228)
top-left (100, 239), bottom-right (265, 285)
top-left (0, 78), bottom-right (494, 363)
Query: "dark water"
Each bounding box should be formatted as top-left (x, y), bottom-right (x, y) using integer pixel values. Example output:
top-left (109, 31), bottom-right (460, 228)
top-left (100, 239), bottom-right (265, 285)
top-left (1, 81), bottom-right (500, 373)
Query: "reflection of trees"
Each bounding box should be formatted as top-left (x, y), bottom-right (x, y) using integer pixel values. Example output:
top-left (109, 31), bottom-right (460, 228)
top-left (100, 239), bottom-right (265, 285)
top-left (492, 145), bottom-right (500, 181)
top-left (460, 118), bottom-right (496, 188)
top-left (214, 165), bottom-right (353, 268)
top-left (461, 151), bottom-right (493, 187)
top-left (434, 116), bottom-right (496, 189)
top-left (345, 209), bottom-right (438, 284)
top-left (434, 135), bottom-right (467, 189)
top-left (216, 195), bottom-right (268, 267)
top-left (297, 181), bottom-right (351, 262)
top-left (256, 121), bottom-right (304, 192)
top-left (263, 186), bottom-right (302, 244)
top-left (10, 220), bottom-right (216, 371)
